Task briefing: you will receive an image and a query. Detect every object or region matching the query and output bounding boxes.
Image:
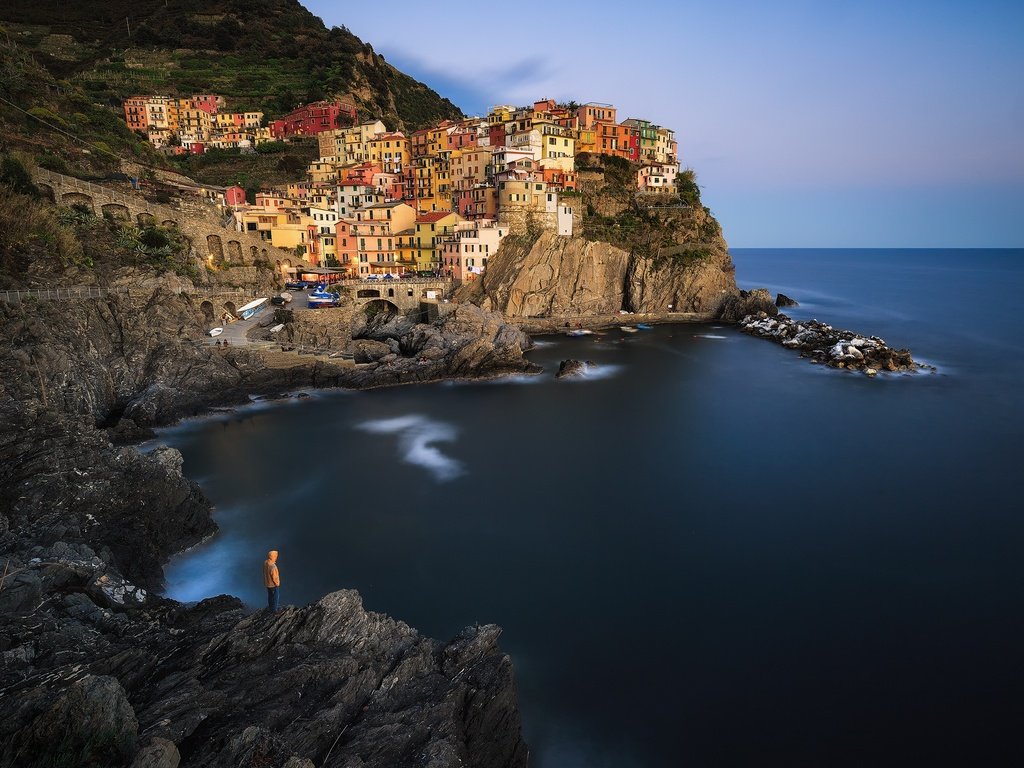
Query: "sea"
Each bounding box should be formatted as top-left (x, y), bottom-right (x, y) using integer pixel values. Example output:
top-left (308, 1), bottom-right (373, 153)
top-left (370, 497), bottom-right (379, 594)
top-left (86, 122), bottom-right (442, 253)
top-left (162, 249), bottom-right (1024, 767)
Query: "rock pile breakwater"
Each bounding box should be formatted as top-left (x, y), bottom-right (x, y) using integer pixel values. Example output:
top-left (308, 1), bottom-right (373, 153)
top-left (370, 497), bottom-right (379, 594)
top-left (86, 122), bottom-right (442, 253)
top-left (739, 311), bottom-right (929, 375)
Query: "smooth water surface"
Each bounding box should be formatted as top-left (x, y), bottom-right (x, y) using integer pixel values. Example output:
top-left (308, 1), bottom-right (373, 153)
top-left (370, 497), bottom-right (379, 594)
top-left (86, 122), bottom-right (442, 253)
top-left (164, 249), bottom-right (1024, 766)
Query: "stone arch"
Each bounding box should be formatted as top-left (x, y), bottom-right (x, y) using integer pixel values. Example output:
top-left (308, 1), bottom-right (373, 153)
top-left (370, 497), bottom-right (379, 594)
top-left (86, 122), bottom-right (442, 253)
top-left (364, 299), bottom-right (400, 317)
top-left (162, 219), bottom-right (178, 228)
top-left (38, 183), bottom-right (55, 201)
top-left (222, 301), bottom-right (237, 320)
top-left (207, 235), bottom-right (225, 264)
top-left (137, 212), bottom-right (155, 227)
top-left (101, 203), bottom-right (131, 221)
top-left (62, 192), bottom-right (93, 212)
top-left (227, 240), bottom-right (243, 265)
top-left (357, 289), bottom-right (381, 299)
top-left (200, 300), bottom-right (215, 324)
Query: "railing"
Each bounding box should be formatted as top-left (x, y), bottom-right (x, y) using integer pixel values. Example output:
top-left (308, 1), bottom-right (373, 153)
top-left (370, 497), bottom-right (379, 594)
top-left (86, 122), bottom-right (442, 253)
top-left (0, 284), bottom-right (259, 304)
top-left (0, 286), bottom-right (124, 303)
top-left (32, 169), bottom-right (167, 219)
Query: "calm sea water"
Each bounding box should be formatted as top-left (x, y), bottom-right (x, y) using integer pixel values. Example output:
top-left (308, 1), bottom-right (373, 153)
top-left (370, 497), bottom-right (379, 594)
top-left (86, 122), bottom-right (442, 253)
top-left (163, 249), bottom-right (1024, 767)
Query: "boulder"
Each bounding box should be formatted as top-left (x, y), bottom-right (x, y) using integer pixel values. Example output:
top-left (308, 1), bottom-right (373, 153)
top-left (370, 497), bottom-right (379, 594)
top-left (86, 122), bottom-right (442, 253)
top-left (555, 359), bottom-right (593, 379)
top-left (350, 339), bottom-right (392, 364)
top-left (716, 288), bottom-right (779, 322)
top-left (775, 293), bottom-right (799, 307)
top-left (130, 737), bottom-right (180, 768)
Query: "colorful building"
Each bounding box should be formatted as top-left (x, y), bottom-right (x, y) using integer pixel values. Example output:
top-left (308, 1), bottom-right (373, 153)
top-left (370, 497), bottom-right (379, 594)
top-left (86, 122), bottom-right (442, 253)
top-left (440, 219), bottom-right (508, 281)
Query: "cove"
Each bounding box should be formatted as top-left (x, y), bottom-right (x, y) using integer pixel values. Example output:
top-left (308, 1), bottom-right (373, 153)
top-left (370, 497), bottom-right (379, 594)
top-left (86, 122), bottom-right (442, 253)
top-left (164, 249), bottom-right (1024, 767)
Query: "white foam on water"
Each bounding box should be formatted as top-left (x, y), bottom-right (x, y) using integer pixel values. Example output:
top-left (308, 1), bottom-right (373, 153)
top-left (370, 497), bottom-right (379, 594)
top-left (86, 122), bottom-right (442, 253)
top-left (356, 415), bottom-right (465, 481)
top-left (695, 334), bottom-right (729, 340)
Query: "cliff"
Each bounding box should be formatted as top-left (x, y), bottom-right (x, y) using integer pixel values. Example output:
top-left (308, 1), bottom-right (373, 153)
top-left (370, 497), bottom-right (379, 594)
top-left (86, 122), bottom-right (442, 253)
top-left (459, 160), bottom-right (737, 320)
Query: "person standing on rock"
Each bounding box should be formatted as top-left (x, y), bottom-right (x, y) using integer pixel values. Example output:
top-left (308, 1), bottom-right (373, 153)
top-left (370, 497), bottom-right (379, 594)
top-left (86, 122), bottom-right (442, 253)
top-left (264, 550), bottom-right (281, 612)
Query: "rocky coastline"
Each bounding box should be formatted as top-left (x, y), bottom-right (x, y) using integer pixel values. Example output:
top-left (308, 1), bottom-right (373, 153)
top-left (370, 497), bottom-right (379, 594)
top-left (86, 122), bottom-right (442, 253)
top-left (0, 282), bottom-right (535, 768)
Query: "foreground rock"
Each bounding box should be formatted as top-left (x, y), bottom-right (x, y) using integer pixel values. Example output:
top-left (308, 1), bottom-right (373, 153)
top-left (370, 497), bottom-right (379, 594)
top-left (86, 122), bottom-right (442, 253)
top-left (738, 312), bottom-right (930, 374)
top-left (1, 580), bottom-right (527, 768)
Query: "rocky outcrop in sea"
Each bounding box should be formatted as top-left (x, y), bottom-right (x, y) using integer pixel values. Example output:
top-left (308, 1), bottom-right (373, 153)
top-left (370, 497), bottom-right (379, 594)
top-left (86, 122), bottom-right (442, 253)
top-left (738, 312), bottom-right (927, 374)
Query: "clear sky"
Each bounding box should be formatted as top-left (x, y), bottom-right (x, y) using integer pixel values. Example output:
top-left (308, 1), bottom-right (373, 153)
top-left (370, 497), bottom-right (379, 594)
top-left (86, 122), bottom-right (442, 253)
top-left (305, 0), bottom-right (1023, 247)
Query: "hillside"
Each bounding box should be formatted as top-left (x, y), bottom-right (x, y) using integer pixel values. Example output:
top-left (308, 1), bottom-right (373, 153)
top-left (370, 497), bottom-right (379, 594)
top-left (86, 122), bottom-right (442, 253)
top-left (0, 0), bottom-right (462, 131)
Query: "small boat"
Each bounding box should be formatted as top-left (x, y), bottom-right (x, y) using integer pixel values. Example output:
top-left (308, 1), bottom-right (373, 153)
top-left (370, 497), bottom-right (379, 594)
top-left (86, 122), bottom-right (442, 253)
top-left (269, 324), bottom-right (285, 334)
top-left (237, 297), bottom-right (269, 320)
top-left (620, 326), bottom-right (638, 333)
top-left (207, 327), bottom-right (224, 337)
top-left (307, 285), bottom-right (341, 308)
top-left (636, 323), bottom-right (653, 330)
top-left (566, 329), bottom-right (594, 337)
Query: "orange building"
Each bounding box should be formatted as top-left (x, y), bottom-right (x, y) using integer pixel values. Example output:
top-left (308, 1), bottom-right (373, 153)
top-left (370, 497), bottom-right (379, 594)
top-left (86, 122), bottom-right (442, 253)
top-left (123, 97), bottom-right (148, 133)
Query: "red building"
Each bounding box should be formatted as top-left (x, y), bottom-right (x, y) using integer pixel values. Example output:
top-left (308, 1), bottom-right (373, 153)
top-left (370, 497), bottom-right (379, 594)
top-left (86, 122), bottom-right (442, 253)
top-left (224, 185), bottom-right (247, 206)
top-left (270, 100), bottom-right (358, 139)
top-left (192, 94), bottom-right (221, 114)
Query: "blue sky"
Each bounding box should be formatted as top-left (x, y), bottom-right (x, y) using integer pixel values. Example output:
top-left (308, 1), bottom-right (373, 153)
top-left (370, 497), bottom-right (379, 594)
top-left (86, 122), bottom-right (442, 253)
top-left (306, 0), bottom-right (1023, 247)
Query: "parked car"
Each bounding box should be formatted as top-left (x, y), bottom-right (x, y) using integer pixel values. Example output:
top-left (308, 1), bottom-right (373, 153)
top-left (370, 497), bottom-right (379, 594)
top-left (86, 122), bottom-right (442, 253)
top-left (400, 272), bottom-right (417, 280)
top-left (365, 274), bottom-right (380, 281)
top-left (270, 296), bottom-right (288, 306)
top-left (285, 280), bottom-right (310, 291)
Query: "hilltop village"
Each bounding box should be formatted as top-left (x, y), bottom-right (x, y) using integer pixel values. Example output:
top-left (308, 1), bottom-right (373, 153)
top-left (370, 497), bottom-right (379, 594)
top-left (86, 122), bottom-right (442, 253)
top-left (122, 95), bottom-right (682, 282)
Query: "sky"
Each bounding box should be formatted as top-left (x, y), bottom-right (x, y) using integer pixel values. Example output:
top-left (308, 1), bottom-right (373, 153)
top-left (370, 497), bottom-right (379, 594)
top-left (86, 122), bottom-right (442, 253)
top-left (305, 0), bottom-right (1024, 247)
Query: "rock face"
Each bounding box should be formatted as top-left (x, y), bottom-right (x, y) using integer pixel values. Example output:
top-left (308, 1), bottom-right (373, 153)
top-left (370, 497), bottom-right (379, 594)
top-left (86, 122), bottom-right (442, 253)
top-left (738, 312), bottom-right (928, 374)
top-left (0, 274), bottom-right (531, 767)
top-left (715, 288), bottom-right (779, 323)
top-left (462, 227), bottom-right (736, 319)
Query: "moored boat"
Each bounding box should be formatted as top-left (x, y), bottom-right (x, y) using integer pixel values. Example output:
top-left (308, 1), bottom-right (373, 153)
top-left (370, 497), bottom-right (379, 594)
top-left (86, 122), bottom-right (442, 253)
top-left (636, 323), bottom-right (653, 330)
top-left (620, 326), bottom-right (638, 333)
top-left (237, 297), bottom-right (269, 320)
top-left (207, 327), bottom-right (224, 337)
top-left (566, 329), bottom-right (594, 337)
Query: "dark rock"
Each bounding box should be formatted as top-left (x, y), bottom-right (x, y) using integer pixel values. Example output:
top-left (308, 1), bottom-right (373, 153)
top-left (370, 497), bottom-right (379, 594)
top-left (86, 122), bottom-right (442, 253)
top-left (715, 288), bottom-right (779, 322)
top-left (556, 359), bottom-right (594, 378)
top-left (129, 737), bottom-right (180, 768)
top-left (775, 293), bottom-right (799, 307)
top-left (2, 675), bottom-right (139, 768)
top-left (350, 339), bottom-right (392, 364)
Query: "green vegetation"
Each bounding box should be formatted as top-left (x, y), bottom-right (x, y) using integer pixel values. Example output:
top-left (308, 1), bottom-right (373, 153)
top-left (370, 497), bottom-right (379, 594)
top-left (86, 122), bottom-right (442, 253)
top-left (0, 0), bottom-right (462, 130)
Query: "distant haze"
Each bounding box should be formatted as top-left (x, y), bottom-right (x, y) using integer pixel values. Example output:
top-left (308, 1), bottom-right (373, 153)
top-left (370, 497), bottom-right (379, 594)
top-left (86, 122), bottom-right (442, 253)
top-left (305, 0), bottom-right (1023, 247)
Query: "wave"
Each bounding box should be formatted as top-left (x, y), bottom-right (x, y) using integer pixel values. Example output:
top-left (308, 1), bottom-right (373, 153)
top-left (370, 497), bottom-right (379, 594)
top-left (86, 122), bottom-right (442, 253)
top-left (356, 415), bottom-right (465, 482)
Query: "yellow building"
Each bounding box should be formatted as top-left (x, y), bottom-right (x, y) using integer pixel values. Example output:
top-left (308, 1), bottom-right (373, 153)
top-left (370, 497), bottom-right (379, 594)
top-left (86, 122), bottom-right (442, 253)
top-left (368, 131), bottom-right (411, 174)
top-left (352, 201), bottom-right (417, 275)
top-left (308, 158), bottom-right (338, 185)
top-left (414, 211), bottom-right (462, 272)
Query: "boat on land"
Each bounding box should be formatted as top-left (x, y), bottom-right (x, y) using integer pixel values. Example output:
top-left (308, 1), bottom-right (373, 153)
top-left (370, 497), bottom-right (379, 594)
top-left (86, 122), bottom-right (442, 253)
top-left (636, 323), bottom-right (653, 330)
top-left (566, 329), bottom-right (594, 337)
top-left (307, 284), bottom-right (341, 309)
top-left (237, 297), bottom-right (269, 320)
top-left (207, 327), bottom-right (224, 337)
top-left (620, 326), bottom-right (638, 333)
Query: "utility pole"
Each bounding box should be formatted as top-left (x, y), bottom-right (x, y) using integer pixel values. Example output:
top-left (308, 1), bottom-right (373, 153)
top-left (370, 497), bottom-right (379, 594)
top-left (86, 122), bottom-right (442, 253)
top-left (125, 17), bottom-right (131, 38)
